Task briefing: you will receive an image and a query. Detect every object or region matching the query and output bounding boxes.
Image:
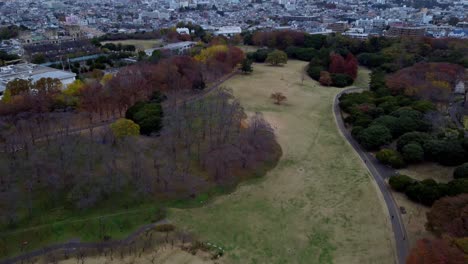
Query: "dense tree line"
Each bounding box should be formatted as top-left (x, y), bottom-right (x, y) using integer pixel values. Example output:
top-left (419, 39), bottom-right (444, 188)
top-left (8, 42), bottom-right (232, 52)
top-left (0, 89), bottom-right (281, 230)
top-left (339, 78), bottom-right (467, 168)
top-left (246, 30), bottom-right (467, 90)
top-left (389, 174), bottom-right (468, 206)
top-left (101, 43), bottom-right (136, 52)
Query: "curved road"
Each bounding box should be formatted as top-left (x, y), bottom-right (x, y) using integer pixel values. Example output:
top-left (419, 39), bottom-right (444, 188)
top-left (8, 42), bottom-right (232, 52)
top-left (333, 88), bottom-right (410, 264)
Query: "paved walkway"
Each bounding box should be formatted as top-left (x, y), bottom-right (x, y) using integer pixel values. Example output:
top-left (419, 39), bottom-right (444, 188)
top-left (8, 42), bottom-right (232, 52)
top-left (333, 88), bottom-right (410, 264)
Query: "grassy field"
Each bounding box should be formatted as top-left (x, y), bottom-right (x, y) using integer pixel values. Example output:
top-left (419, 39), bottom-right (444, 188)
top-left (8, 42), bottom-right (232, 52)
top-left (101, 39), bottom-right (163, 50)
top-left (169, 61), bottom-right (395, 264)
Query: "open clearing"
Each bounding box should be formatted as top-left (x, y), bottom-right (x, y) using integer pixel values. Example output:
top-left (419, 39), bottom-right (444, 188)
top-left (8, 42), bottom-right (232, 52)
top-left (398, 163), bottom-right (455, 183)
top-left (169, 61), bottom-right (395, 263)
top-left (101, 39), bottom-right (162, 50)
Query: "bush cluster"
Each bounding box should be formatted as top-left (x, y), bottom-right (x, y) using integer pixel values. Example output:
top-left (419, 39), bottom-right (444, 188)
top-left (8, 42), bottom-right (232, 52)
top-left (389, 174), bottom-right (468, 206)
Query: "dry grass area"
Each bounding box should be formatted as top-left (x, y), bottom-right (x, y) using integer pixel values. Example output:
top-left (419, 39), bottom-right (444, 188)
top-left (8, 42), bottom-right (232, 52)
top-left (101, 39), bottom-right (162, 51)
top-left (169, 61), bottom-right (395, 263)
top-left (398, 163), bottom-right (455, 183)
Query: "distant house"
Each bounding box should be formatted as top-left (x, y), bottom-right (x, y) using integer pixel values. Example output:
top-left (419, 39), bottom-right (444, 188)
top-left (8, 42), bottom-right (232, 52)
top-left (144, 41), bottom-right (196, 56)
top-left (0, 63), bottom-right (76, 94)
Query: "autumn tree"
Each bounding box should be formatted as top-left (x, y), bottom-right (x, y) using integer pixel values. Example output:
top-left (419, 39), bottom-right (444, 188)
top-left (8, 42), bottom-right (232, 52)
top-left (270, 92), bottom-right (287, 105)
top-left (34, 77), bottom-right (62, 94)
top-left (5, 78), bottom-right (31, 96)
top-left (110, 118), bottom-right (140, 139)
top-left (426, 194), bottom-right (468, 238)
top-left (329, 53), bottom-right (346, 75)
top-left (265, 50), bottom-right (288, 66)
top-left (344, 53), bottom-right (358, 79)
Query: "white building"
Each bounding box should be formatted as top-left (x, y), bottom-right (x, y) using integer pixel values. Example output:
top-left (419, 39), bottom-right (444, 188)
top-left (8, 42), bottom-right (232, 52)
top-left (0, 63), bottom-right (76, 93)
top-left (214, 26), bottom-right (242, 37)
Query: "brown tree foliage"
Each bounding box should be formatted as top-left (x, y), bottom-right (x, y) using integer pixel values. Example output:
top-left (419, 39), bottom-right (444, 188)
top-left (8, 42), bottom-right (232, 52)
top-left (426, 194), bottom-right (468, 238)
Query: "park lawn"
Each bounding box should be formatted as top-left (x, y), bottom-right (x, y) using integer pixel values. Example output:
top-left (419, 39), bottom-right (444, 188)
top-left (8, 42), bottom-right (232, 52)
top-left (101, 39), bottom-right (162, 51)
top-left (169, 61), bottom-right (395, 264)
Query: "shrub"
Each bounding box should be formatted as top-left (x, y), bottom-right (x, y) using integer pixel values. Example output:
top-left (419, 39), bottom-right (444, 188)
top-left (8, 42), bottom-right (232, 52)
top-left (356, 125), bottom-right (392, 150)
top-left (388, 154), bottom-right (406, 168)
top-left (397, 132), bottom-right (433, 151)
top-left (240, 58), bottom-right (253, 73)
top-left (249, 48), bottom-right (272, 63)
top-left (307, 65), bottom-right (324, 80)
top-left (353, 113), bottom-right (373, 128)
top-left (286, 47), bottom-right (318, 61)
top-left (446, 179), bottom-right (468, 196)
top-left (110, 118), bottom-right (140, 139)
top-left (331, 73), bottom-right (353, 87)
top-left (371, 115), bottom-right (399, 137)
top-left (389, 174), bottom-right (415, 192)
top-left (402, 143), bottom-right (424, 163)
top-left (351, 126), bottom-right (364, 138)
top-left (378, 101), bottom-right (399, 114)
top-left (376, 149), bottom-right (406, 168)
top-left (338, 92), bottom-right (375, 113)
top-left (126, 101), bottom-right (163, 136)
top-left (368, 107), bottom-right (385, 119)
top-left (453, 163), bottom-right (468, 179)
top-left (424, 140), bottom-right (467, 166)
top-left (405, 180), bottom-right (445, 206)
top-left (265, 50), bottom-right (288, 66)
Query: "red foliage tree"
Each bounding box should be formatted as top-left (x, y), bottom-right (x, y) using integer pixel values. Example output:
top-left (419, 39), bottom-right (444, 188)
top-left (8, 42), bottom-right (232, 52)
top-left (329, 53), bottom-right (346, 75)
top-left (344, 53), bottom-right (358, 80)
top-left (407, 238), bottom-right (466, 264)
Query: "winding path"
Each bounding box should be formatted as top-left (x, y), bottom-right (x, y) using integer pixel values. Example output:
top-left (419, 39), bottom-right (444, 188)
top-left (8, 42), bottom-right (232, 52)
top-left (333, 88), bottom-right (410, 264)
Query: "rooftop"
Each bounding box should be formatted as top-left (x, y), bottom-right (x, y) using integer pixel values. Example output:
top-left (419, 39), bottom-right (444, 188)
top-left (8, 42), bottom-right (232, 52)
top-left (0, 63), bottom-right (76, 92)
